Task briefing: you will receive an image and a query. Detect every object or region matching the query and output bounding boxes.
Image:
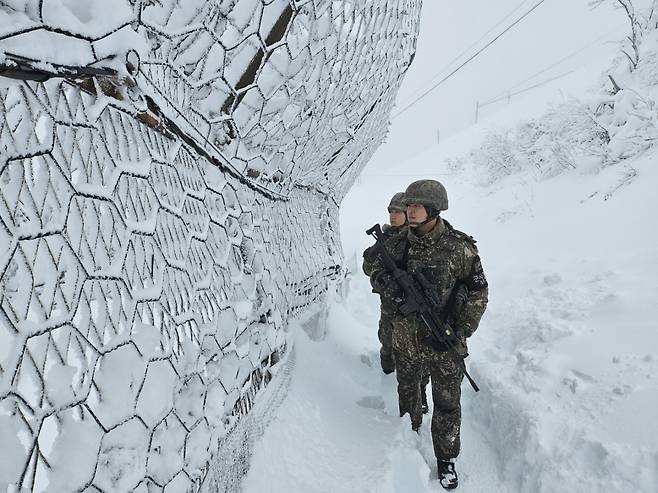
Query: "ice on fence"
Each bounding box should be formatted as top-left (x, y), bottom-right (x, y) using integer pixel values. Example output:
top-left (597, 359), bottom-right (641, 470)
top-left (0, 0), bottom-right (421, 490)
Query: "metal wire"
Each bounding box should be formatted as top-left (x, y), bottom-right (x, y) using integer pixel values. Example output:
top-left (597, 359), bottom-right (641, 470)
top-left (0, 0), bottom-right (421, 491)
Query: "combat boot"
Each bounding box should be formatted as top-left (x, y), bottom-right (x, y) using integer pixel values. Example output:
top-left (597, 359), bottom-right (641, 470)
top-left (380, 350), bottom-right (395, 375)
top-left (437, 459), bottom-right (458, 490)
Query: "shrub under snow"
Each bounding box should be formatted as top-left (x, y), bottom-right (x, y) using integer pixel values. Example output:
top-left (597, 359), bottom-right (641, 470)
top-left (446, 22), bottom-right (658, 186)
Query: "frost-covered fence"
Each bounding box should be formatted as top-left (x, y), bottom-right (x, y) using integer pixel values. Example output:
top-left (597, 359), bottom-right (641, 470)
top-left (0, 0), bottom-right (421, 491)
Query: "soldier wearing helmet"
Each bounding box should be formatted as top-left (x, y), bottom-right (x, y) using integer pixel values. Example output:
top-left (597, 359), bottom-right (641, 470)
top-left (362, 192), bottom-right (408, 374)
top-left (369, 180), bottom-right (488, 490)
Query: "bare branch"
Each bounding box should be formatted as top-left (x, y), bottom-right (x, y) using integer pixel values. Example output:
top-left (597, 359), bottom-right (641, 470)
top-left (621, 49), bottom-right (638, 69)
top-left (608, 74), bottom-right (622, 94)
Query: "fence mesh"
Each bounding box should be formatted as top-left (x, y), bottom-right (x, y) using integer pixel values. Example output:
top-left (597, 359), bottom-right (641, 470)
top-left (0, 1), bottom-right (421, 491)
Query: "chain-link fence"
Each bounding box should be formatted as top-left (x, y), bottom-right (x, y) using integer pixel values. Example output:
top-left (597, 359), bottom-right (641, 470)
top-left (0, 1), bottom-right (421, 491)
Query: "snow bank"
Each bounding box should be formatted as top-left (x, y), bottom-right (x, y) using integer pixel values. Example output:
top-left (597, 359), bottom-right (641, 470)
top-left (461, 154), bottom-right (658, 492)
top-left (339, 64), bottom-right (658, 493)
top-left (245, 108), bottom-right (658, 492)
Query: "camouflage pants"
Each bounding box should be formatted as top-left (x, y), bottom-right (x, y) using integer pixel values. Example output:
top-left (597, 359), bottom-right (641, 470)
top-left (392, 317), bottom-right (464, 460)
top-left (379, 310), bottom-right (395, 371)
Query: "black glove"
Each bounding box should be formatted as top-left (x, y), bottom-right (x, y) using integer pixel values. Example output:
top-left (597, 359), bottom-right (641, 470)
top-left (372, 271), bottom-right (403, 301)
top-left (424, 323), bottom-right (462, 352)
top-left (443, 322), bottom-right (461, 345)
top-left (363, 246), bottom-right (378, 262)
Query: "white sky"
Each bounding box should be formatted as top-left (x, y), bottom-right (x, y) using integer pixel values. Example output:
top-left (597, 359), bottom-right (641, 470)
top-left (368, 0), bottom-right (626, 170)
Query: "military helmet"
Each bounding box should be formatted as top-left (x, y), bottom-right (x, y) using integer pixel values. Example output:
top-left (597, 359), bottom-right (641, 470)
top-left (388, 192), bottom-right (406, 212)
top-left (402, 179), bottom-right (448, 211)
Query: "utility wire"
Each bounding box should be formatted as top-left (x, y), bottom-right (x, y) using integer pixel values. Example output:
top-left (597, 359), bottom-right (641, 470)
top-left (391, 0), bottom-right (548, 120)
top-left (480, 23), bottom-right (626, 105)
top-left (404, 0), bottom-right (534, 98)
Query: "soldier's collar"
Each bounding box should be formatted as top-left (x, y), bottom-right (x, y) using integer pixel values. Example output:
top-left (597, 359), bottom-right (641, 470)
top-left (383, 224), bottom-right (407, 235)
top-left (408, 217), bottom-right (446, 244)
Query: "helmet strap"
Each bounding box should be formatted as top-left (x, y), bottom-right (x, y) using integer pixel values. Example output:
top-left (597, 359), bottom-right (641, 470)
top-left (421, 206), bottom-right (439, 224)
top-left (410, 208), bottom-right (438, 230)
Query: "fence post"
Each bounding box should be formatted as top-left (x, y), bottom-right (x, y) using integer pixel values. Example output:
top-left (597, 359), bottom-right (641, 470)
top-left (475, 101), bottom-right (480, 124)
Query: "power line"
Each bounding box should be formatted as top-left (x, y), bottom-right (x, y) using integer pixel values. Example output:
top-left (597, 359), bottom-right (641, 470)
top-left (402, 0), bottom-right (534, 99)
top-left (391, 0), bottom-right (548, 120)
top-left (480, 23), bottom-right (626, 106)
top-left (480, 70), bottom-right (574, 110)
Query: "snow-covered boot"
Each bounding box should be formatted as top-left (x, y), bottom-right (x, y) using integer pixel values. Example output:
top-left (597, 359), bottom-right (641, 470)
top-left (380, 350), bottom-right (395, 375)
top-left (437, 460), bottom-right (458, 490)
top-left (421, 384), bottom-right (429, 414)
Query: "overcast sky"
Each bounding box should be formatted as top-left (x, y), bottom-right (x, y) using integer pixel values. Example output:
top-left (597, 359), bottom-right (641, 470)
top-left (367, 0), bottom-right (626, 171)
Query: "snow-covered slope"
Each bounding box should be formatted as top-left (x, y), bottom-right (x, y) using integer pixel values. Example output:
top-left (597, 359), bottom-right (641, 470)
top-left (243, 133), bottom-right (658, 493)
top-left (244, 18), bottom-right (658, 492)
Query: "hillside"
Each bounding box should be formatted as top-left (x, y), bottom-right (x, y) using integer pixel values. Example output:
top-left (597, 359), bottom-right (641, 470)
top-left (243, 5), bottom-right (658, 491)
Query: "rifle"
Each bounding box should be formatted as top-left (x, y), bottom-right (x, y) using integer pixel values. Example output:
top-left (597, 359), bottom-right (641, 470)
top-left (366, 223), bottom-right (480, 392)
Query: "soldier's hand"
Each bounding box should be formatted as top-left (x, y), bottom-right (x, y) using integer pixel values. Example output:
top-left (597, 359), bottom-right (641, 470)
top-left (385, 290), bottom-right (405, 306)
top-left (372, 271), bottom-right (394, 291)
top-left (442, 322), bottom-right (462, 345)
top-left (452, 324), bottom-right (465, 340)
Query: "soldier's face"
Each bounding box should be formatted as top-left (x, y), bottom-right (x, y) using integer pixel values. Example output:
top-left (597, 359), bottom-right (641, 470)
top-left (389, 211), bottom-right (406, 227)
top-left (406, 204), bottom-right (427, 226)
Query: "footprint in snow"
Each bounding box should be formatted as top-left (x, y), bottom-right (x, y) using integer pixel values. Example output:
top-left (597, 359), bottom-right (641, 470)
top-left (357, 395), bottom-right (385, 410)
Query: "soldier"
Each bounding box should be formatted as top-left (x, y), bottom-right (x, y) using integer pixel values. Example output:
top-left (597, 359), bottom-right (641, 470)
top-left (362, 192), bottom-right (407, 375)
top-left (363, 192), bottom-right (431, 412)
top-left (396, 179), bottom-right (488, 490)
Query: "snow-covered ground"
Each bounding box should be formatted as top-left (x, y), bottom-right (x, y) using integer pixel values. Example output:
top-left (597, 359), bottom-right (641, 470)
top-left (243, 50), bottom-right (658, 491)
top-left (242, 3), bottom-right (658, 491)
top-left (242, 299), bottom-right (508, 493)
top-left (243, 142), bottom-right (658, 493)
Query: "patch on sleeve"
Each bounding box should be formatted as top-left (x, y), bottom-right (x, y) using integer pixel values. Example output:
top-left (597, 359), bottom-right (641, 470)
top-left (465, 256), bottom-right (488, 290)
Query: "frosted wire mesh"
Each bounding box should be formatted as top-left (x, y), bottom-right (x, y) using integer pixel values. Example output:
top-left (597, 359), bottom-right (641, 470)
top-left (0, 0), bottom-right (421, 491)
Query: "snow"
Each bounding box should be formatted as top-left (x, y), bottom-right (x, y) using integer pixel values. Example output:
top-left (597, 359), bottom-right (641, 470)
top-left (95, 418), bottom-right (149, 492)
top-left (243, 141), bottom-right (658, 491)
top-left (243, 300), bottom-right (508, 493)
top-left (2, 0), bottom-right (657, 491)
top-left (243, 19), bottom-right (658, 491)
top-left (135, 359), bottom-right (178, 426)
top-left (39, 409), bottom-right (104, 492)
top-left (41, 0), bottom-right (133, 38)
top-left (0, 416), bottom-right (24, 488)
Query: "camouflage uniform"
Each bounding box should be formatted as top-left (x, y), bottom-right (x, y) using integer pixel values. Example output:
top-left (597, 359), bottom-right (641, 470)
top-left (393, 217), bottom-right (488, 460)
top-left (363, 223), bottom-right (407, 373)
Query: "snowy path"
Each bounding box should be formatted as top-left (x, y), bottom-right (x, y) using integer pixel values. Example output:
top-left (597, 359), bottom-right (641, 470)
top-left (242, 294), bottom-right (507, 493)
top-left (243, 147), bottom-right (658, 493)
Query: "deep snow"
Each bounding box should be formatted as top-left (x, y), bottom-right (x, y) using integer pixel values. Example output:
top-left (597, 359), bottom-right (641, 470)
top-left (243, 140), bottom-right (658, 492)
top-left (243, 43), bottom-right (658, 489)
top-left (241, 303), bottom-right (508, 493)
top-left (242, 2), bottom-right (658, 491)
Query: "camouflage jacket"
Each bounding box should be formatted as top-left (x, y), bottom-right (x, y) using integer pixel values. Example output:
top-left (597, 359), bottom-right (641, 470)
top-left (364, 219), bottom-right (488, 338)
top-left (362, 224), bottom-right (408, 316)
top-left (405, 218), bottom-right (488, 338)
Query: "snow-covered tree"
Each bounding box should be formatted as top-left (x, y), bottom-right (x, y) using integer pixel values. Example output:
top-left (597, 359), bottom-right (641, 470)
top-left (589, 0), bottom-right (658, 70)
